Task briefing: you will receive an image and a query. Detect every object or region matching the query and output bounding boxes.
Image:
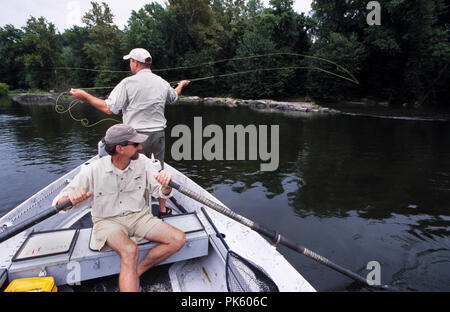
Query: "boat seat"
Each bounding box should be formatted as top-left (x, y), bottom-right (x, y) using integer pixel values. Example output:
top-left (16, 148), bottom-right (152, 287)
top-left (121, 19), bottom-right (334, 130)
top-left (7, 213), bottom-right (209, 286)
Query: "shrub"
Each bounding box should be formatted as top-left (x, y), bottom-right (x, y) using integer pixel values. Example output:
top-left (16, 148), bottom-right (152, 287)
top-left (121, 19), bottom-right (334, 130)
top-left (0, 83), bottom-right (9, 96)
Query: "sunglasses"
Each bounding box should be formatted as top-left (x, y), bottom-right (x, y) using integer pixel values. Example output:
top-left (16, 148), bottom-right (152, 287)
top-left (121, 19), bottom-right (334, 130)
top-left (119, 142), bottom-right (140, 147)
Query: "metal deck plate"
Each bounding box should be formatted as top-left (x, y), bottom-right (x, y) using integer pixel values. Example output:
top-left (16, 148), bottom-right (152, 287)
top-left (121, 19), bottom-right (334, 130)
top-left (12, 229), bottom-right (78, 262)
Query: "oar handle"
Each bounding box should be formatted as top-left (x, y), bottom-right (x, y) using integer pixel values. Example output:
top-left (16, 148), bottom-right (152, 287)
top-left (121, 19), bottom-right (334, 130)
top-left (169, 180), bottom-right (390, 290)
top-left (0, 199), bottom-right (72, 243)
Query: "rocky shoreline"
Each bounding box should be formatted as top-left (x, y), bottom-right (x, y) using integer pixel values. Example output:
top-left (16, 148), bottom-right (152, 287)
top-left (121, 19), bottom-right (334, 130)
top-left (11, 93), bottom-right (71, 105)
top-left (178, 96), bottom-right (341, 115)
top-left (11, 93), bottom-right (341, 116)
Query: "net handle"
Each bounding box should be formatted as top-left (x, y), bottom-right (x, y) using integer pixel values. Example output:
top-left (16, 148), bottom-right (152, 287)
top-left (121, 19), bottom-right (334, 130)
top-left (201, 207), bottom-right (230, 251)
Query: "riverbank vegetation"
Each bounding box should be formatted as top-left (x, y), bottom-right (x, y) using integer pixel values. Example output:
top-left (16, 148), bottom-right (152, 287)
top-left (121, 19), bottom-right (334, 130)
top-left (0, 0), bottom-right (448, 108)
top-left (0, 83), bottom-right (9, 97)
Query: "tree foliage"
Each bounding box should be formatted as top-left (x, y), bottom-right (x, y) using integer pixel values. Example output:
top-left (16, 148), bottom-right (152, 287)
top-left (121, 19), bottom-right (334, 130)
top-left (0, 0), bottom-right (448, 108)
top-left (19, 17), bottom-right (65, 90)
top-left (0, 25), bottom-right (25, 89)
top-left (310, 0), bottom-right (450, 106)
top-left (82, 2), bottom-right (124, 89)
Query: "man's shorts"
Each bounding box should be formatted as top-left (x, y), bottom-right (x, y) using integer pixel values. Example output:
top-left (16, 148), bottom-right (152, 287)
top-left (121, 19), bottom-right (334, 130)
top-left (91, 206), bottom-right (162, 252)
top-left (139, 130), bottom-right (165, 169)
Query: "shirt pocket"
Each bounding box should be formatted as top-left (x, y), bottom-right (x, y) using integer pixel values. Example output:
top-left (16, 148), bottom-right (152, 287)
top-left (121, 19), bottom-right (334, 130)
top-left (93, 179), bottom-right (118, 213)
top-left (124, 174), bottom-right (147, 201)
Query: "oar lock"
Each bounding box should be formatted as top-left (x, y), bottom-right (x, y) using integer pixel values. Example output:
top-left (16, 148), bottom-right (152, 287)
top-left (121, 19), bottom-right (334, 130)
top-left (272, 231), bottom-right (282, 247)
top-left (215, 233), bottom-right (226, 239)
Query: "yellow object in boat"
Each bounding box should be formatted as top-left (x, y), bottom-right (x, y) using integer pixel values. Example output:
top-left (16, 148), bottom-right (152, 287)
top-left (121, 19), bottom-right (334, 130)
top-left (4, 277), bottom-right (57, 292)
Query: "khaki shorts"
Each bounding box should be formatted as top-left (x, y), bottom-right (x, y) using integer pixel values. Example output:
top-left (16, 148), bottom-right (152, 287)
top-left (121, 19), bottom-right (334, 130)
top-left (90, 206), bottom-right (162, 252)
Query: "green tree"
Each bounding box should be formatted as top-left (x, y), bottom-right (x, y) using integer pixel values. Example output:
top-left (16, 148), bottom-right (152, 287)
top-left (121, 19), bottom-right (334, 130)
top-left (61, 26), bottom-right (96, 88)
top-left (82, 1), bottom-right (123, 89)
top-left (169, 0), bottom-right (224, 53)
top-left (231, 29), bottom-right (278, 98)
top-left (310, 0), bottom-right (450, 107)
top-left (228, 0), bottom-right (312, 99)
top-left (124, 2), bottom-right (185, 74)
top-left (306, 32), bottom-right (366, 101)
top-left (19, 17), bottom-right (65, 90)
top-left (0, 25), bottom-right (26, 89)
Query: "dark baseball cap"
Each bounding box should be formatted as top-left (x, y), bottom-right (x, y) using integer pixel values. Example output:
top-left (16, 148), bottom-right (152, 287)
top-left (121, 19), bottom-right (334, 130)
top-left (104, 124), bottom-right (148, 145)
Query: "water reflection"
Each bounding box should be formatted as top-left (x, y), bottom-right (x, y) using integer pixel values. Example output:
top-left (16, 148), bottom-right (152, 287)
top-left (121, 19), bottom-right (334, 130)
top-left (1, 99), bottom-right (449, 291)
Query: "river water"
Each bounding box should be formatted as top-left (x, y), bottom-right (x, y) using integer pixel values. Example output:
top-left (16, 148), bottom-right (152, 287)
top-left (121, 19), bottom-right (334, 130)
top-left (0, 98), bottom-right (449, 291)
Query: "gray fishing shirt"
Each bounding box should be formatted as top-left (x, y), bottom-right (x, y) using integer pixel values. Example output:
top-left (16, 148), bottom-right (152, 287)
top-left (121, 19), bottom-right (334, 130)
top-left (106, 69), bottom-right (178, 132)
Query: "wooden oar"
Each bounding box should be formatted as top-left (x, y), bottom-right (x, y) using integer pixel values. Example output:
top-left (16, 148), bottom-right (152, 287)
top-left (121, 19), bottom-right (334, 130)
top-left (169, 180), bottom-right (390, 290)
top-left (0, 199), bottom-right (72, 243)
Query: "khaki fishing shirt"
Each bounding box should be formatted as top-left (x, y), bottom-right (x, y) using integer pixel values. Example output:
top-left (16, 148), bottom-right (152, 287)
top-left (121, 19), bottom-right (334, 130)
top-left (52, 154), bottom-right (172, 219)
top-left (105, 69), bottom-right (178, 133)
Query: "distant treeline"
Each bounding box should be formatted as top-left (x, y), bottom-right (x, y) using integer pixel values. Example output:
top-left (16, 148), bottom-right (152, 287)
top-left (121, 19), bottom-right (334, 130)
top-left (0, 0), bottom-right (448, 108)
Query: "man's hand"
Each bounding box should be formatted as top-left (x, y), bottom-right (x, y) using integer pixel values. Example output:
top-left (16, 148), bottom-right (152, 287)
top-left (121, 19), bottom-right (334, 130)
top-left (155, 170), bottom-right (172, 186)
top-left (178, 80), bottom-right (190, 88)
top-left (57, 187), bottom-right (92, 209)
top-left (174, 80), bottom-right (190, 95)
top-left (70, 88), bottom-right (89, 101)
top-left (69, 88), bottom-right (112, 114)
top-left (155, 170), bottom-right (172, 195)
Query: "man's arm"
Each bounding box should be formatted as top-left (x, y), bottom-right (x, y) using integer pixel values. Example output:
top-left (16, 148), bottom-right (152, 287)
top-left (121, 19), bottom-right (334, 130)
top-left (70, 88), bottom-right (113, 115)
top-left (174, 80), bottom-right (190, 95)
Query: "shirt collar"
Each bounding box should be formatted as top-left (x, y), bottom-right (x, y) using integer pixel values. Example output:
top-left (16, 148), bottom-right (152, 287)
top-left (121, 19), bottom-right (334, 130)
top-left (137, 68), bottom-right (152, 74)
top-left (104, 156), bottom-right (136, 173)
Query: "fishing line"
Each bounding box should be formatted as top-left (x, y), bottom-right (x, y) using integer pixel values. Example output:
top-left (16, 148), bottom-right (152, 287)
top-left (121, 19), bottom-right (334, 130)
top-left (54, 52), bottom-right (360, 127)
top-left (161, 52), bottom-right (359, 85)
top-left (55, 91), bottom-right (121, 127)
top-left (54, 52), bottom-right (360, 84)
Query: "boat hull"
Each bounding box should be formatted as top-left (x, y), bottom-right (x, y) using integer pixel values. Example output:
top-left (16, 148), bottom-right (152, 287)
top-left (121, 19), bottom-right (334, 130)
top-left (0, 156), bottom-right (315, 292)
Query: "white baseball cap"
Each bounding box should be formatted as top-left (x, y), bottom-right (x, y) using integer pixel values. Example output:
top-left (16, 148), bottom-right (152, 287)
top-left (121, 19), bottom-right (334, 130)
top-left (123, 48), bottom-right (152, 64)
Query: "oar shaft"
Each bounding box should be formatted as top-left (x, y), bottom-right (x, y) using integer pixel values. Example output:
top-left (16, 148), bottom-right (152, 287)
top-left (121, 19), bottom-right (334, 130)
top-left (169, 181), bottom-right (257, 229)
top-left (277, 235), bottom-right (369, 286)
top-left (169, 180), bottom-right (388, 290)
top-left (0, 199), bottom-right (72, 243)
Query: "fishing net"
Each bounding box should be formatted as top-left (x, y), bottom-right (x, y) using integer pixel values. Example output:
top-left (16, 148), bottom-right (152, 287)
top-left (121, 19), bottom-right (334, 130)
top-left (226, 250), bottom-right (279, 292)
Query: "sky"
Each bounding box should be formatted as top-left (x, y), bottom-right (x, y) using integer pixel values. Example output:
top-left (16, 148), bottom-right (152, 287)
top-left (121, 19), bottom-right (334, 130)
top-left (0, 0), bottom-right (313, 32)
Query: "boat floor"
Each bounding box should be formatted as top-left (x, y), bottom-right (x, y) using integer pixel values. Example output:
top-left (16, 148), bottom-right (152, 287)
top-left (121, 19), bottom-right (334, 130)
top-left (60, 204), bottom-right (175, 292)
top-left (65, 264), bottom-right (173, 292)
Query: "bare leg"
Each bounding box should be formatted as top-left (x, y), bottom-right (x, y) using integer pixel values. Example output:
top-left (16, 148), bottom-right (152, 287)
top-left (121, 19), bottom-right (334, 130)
top-left (106, 230), bottom-right (140, 292)
top-left (137, 222), bottom-right (186, 277)
top-left (158, 197), bottom-right (167, 214)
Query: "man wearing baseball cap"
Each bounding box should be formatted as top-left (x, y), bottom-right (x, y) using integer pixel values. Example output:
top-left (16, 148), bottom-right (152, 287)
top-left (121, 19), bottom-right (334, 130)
top-left (70, 48), bottom-right (190, 218)
top-left (53, 124), bottom-right (186, 292)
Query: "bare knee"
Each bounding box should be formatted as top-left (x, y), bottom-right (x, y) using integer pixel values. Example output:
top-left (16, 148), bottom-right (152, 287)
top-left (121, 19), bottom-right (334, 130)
top-left (173, 231), bottom-right (186, 251)
top-left (120, 242), bottom-right (139, 265)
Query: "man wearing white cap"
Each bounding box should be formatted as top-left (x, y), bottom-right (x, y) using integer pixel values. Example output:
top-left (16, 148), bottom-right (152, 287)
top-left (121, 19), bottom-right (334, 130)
top-left (70, 48), bottom-right (190, 218)
top-left (53, 124), bottom-right (186, 292)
